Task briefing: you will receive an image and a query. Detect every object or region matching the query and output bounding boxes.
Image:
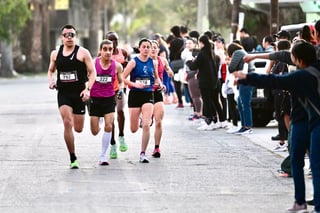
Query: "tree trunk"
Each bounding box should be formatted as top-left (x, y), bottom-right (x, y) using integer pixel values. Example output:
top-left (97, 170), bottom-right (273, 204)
top-left (231, 0), bottom-right (241, 40)
top-left (41, 0), bottom-right (52, 71)
top-left (21, 0), bottom-right (43, 73)
top-left (0, 41), bottom-right (14, 78)
top-left (88, 0), bottom-right (102, 57)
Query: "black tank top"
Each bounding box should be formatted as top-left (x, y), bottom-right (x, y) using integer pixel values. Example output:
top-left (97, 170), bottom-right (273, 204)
top-left (56, 45), bottom-right (88, 92)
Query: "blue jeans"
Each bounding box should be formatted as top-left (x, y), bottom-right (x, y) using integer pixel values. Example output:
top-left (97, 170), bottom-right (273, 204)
top-left (237, 84), bottom-right (253, 127)
top-left (290, 121), bottom-right (309, 205)
top-left (310, 123), bottom-right (320, 211)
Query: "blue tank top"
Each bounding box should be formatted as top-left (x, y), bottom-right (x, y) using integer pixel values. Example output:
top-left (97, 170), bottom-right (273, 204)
top-left (130, 57), bottom-right (155, 92)
top-left (90, 58), bottom-right (116, 98)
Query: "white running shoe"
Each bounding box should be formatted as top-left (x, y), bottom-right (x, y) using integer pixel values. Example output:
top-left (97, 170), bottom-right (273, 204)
top-left (273, 143), bottom-right (287, 152)
top-left (197, 122), bottom-right (218, 131)
top-left (226, 126), bottom-right (241, 134)
top-left (219, 121), bottom-right (229, 128)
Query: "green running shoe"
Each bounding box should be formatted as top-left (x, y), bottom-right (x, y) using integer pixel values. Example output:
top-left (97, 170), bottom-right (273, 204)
top-left (110, 144), bottom-right (118, 159)
top-left (70, 160), bottom-right (79, 169)
top-left (119, 136), bottom-right (128, 152)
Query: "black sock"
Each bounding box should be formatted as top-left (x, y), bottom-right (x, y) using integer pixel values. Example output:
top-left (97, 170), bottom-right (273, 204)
top-left (155, 145), bottom-right (159, 149)
top-left (70, 153), bottom-right (77, 163)
top-left (140, 151), bottom-right (145, 155)
top-left (110, 139), bottom-right (116, 145)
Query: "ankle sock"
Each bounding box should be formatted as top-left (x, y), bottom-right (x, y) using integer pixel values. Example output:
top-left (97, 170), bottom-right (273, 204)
top-left (70, 153), bottom-right (77, 163)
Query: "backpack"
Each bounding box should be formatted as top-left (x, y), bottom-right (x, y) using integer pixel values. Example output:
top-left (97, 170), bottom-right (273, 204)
top-left (298, 66), bottom-right (320, 116)
top-left (281, 155), bottom-right (291, 175)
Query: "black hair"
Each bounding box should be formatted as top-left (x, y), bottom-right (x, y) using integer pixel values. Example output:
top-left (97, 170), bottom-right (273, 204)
top-left (276, 40), bottom-right (291, 51)
top-left (99, 39), bottom-right (113, 49)
top-left (105, 31), bottom-right (119, 40)
top-left (240, 27), bottom-right (249, 34)
top-left (180, 25), bottom-right (188, 34)
top-left (315, 20), bottom-right (320, 34)
top-left (227, 42), bottom-right (243, 57)
top-left (204, 30), bottom-right (213, 40)
top-left (166, 34), bottom-right (175, 44)
top-left (189, 30), bottom-right (200, 40)
top-left (60, 24), bottom-right (76, 33)
top-left (199, 35), bottom-right (215, 61)
top-left (170, 25), bottom-right (181, 37)
top-left (263, 35), bottom-right (274, 43)
top-left (138, 38), bottom-right (152, 47)
top-left (291, 40), bottom-right (316, 66)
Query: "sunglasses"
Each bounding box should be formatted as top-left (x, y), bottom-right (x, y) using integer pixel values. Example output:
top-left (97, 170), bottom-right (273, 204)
top-left (62, 32), bottom-right (76, 38)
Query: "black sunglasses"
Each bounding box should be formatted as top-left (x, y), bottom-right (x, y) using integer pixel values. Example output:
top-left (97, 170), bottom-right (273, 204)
top-left (62, 32), bottom-right (76, 38)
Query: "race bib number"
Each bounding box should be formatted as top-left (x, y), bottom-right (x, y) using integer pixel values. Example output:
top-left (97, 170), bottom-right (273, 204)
top-left (59, 71), bottom-right (78, 82)
top-left (96, 75), bottom-right (112, 84)
top-left (136, 77), bottom-right (151, 86)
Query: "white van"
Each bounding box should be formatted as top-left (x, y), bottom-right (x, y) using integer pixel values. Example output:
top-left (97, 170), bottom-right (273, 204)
top-left (280, 22), bottom-right (316, 39)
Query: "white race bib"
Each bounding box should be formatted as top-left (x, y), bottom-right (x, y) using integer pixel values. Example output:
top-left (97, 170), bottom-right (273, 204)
top-left (136, 77), bottom-right (151, 86)
top-left (59, 71), bottom-right (78, 82)
top-left (96, 75), bottom-right (112, 84)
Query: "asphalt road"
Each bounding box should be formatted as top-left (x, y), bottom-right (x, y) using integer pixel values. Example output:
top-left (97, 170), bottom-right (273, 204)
top-left (0, 75), bottom-right (313, 213)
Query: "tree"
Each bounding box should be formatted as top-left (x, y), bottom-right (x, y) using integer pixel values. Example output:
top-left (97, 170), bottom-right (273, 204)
top-left (0, 0), bottom-right (30, 77)
top-left (231, 0), bottom-right (241, 40)
top-left (18, 0), bottom-right (52, 74)
top-left (87, 0), bottom-right (102, 57)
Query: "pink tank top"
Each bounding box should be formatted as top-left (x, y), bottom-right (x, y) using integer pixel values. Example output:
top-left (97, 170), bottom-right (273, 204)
top-left (111, 48), bottom-right (125, 64)
top-left (157, 56), bottom-right (165, 80)
top-left (90, 57), bottom-right (116, 98)
top-left (111, 48), bottom-right (125, 91)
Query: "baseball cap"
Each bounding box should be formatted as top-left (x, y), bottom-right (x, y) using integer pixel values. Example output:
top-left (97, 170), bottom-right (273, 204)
top-left (274, 30), bottom-right (290, 39)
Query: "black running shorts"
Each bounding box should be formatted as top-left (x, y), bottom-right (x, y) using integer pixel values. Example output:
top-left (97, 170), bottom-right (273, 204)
top-left (128, 90), bottom-right (154, 108)
top-left (89, 96), bottom-right (116, 117)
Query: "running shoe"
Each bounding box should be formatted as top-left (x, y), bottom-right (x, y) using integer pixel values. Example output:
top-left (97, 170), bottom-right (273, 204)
top-left (197, 122), bottom-right (220, 131)
top-left (99, 156), bottom-right (109, 166)
top-left (286, 202), bottom-right (308, 213)
top-left (226, 126), bottom-right (241, 134)
top-left (306, 199), bottom-right (314, 206)
top-left (119, 136), bottom-right (128, 152)
top-left (219, 121), bottom-right (229, 128)
top-left (277, 169), bottom-right (292, 177)
top-left (176, 103), bottom-right (184, 108)
top-left (70, 160), bottom-right (79, 169)
top-left (139, 153), bottom-right (149, 163)
top-left (273, 143), bottom-right (287, 152)
top-left (152, 148), bottom-right (161, 158)
top-left (234, 127), bottom-right (253, 135)
top-left (188, 114), bottom-right (200, 121)
top-left (110, 144), bottom-right (118, 159)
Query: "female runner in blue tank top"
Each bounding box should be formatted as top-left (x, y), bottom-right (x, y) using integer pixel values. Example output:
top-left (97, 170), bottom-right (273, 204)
top-left (123, 38), bottom-right (162, 163)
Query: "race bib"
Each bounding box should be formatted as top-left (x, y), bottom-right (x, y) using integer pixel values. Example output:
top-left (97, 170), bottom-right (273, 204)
top-left (136, 77), bottom-right (151, 86)
top-left (59, 71), bottom-right (78, 82)
top-left (96, 75), bottom-right (112, 84)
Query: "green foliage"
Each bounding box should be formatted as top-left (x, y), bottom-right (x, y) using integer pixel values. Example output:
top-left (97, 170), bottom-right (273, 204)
top-left (110, 0), bottom-right (199, 39)
top-left (0, 0), bottom-right (31, 41)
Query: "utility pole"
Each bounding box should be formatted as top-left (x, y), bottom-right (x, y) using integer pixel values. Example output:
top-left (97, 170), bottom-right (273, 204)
top-left (270, 0), bottom-right (279, 35)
